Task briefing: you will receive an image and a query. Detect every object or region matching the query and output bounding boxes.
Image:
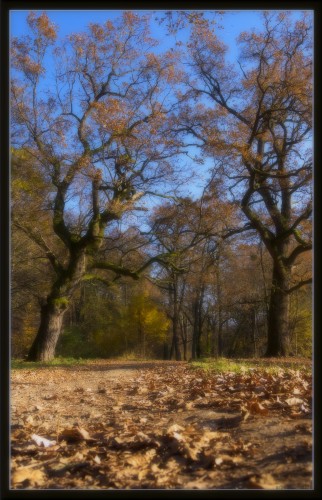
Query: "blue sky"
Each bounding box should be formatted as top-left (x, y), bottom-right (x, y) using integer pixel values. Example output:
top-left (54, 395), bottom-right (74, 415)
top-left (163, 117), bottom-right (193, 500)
top-left (10, 9), bottom-right (311, 204)
top-left (10, 9), bottom-right (307, 63)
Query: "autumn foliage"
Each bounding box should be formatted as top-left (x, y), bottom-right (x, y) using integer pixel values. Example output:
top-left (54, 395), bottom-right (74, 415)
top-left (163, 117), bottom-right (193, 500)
top-left (10, 10), bottom-right (312, 361)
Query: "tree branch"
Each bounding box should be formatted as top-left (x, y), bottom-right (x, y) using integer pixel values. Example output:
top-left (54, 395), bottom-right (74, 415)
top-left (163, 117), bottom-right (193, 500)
top-left (287, 278), bottom-right (312, 294)
top-left (285, 243), bottom-right (312, 266)
top-left (90, 261), bottom-right (140, 280)
top-left (12, 219), bottom-right (63, 274)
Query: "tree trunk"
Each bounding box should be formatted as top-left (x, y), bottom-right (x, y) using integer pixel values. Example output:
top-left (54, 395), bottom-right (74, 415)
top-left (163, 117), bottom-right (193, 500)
top-left (169, 334), bottom-right (175, 360)
top-left (191, 300), bottom-right (198, 360)
top-left (196, 291), bottom-right (203, 358)
top-left (172, 312), bottom-right (181, 361)
top-left (179, 315), bottom-right (188, 361)
top-left (172, 285), bottom-right (181, 361)
top-left (27, 251), bottom-right (86, 361)
top-left (27, 301), bottom-right (67, 361)
top-left (216, 263), bottom-right (223, 357)
top-left (265, 264), bottom-right (290, 356)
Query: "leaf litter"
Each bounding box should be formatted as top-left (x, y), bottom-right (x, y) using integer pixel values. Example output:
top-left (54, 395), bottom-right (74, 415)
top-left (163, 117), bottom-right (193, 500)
top-left (11, 359), bottom-right (312, 489)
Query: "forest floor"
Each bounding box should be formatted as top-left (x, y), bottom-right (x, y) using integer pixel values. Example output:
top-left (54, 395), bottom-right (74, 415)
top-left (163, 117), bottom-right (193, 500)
top-left (11, 358), bottom-right (312, 490)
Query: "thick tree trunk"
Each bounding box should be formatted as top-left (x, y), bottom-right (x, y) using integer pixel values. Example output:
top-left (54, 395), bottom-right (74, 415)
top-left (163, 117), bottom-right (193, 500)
top-left (27, 251), bottom-right (86, 361)
top-left (27, 301), bottom-right (67, 361)
top-left (265, 265), bottom-right (290, 356)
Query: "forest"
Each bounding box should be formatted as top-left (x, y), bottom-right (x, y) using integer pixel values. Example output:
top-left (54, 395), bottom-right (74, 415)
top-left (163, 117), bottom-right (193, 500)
top-left (10, 10), bottom-right (312, 362)
top-left (8, 9), bottom-right (314, 492)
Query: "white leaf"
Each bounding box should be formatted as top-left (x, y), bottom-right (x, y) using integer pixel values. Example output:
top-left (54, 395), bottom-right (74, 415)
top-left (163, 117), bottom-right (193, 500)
top-left (285, 397), bottom-right (303, 406)
top-left (31, 433), bottom-right (56, 448)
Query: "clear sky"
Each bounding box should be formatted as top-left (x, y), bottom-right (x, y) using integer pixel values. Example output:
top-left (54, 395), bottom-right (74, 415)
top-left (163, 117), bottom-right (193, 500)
top-left (10, 9), bottom-right (307, 62)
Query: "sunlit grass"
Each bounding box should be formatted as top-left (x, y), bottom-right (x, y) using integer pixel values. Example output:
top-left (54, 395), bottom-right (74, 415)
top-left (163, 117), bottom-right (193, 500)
top-left (11, 356), bottom-right (89, 369)
top-left (190, 357), bottom-right (312, 375)
top-left (11, 355), bottom-right (312, 374)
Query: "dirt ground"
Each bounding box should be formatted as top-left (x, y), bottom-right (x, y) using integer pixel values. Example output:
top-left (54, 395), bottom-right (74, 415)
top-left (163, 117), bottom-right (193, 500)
top-left (10, 360), bottom-right (312, 490)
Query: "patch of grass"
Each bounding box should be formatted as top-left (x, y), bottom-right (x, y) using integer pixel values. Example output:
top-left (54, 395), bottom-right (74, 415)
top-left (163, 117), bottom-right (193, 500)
top-left (114, 351), bottom-right (154, 361)
top-left (189, 357), bottom-right (312, 375)
top-left (11, 356), bottom-right (90, 370)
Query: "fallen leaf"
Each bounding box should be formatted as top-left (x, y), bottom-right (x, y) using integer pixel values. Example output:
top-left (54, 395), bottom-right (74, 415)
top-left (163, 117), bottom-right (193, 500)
top-left (184, 477), bottom-right (212, 489)
top-left (31, 434), bottom-right (56, 448)
top-left (59, 426), bottom-right (94, 443)
top-left (12, 468), bottom-right (45, 486)
top-left (125, 449), bottom-right (156, 467)
top-left (248, 401), bottom-right (268, 415)
top-left (246, 473), bottom-right (280, 489)
top-left (43, 394), bottom-right (58, 401)
top-left (285, 397), bottom-right (304, 406)
top-left (77, 427), bottom-right (92, 440)
top-left (166, 424), bottom-right (185, 435)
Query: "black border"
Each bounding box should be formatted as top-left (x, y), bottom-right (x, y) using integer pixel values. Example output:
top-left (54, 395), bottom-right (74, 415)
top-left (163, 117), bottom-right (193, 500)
top-left (1, 1), bottom-right (321, 498)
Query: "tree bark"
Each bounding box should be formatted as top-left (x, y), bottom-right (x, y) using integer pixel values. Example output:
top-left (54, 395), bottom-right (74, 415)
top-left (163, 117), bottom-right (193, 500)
top-left (27, 301), bottom-right (67, 361)
top-left (27, 251), bottom-right (86, 361)
top-left (265, 264), bottom-right (290, 356)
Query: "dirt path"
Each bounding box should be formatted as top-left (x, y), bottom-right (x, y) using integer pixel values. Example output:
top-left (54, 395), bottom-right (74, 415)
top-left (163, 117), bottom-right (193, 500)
top-left (11, 360), bottom-right (312, 490)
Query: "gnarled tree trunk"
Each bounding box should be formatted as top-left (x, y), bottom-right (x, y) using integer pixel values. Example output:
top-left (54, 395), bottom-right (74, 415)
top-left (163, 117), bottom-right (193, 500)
top-left (27, 251), bottom-right (86, 361)
top-left (27, 301), bottom-right (67, 361)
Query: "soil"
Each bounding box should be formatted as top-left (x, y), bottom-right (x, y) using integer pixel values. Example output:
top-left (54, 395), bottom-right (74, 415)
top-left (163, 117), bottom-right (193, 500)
top-left (10, 359), bottom-right (313, 490)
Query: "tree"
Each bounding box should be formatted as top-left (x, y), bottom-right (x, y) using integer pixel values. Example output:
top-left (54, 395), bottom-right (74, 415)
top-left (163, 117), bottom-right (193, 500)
top-left (179, 11), bottom-right (312, 356)
top-left (11, 148), bottom-right (56, 356)
top-left (11, 11), bottom-right (182, 361)
top-left (125, 285), bottom-right (170, 358)
top-left (146, 192), bottom-right (238, 360)
top-left (146, 199), bottom-right (198, 361)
